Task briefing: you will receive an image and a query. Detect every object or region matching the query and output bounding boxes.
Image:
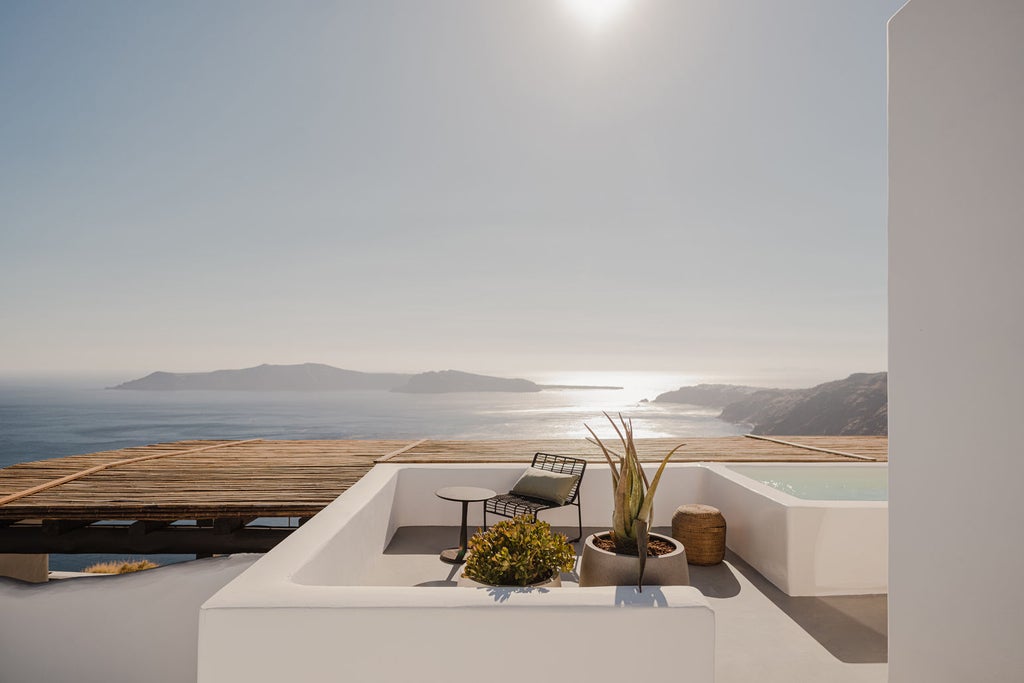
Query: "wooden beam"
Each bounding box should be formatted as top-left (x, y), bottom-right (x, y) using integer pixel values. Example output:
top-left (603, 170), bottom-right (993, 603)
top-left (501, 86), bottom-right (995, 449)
top-left (375, 438), bottom-right (428, 463)
top-left (743, 434), bottom-right (878, 461)
top-left (0, 525), bottom-right (291, 554)
top-left (129, 520), bottom-right (171, 536)
top-left (213, 517), bottom-right (255, 534)
top-left (42, 519), bottom-right (95, 536)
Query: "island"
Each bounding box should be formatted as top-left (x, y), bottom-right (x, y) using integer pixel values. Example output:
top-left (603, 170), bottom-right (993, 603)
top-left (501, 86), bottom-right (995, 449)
top-left (390, 370), bottom-right (540, 393)
top-left (110, 363), bottom-right (411, 392)
top-left (109, 363), bottom-right (619, 394)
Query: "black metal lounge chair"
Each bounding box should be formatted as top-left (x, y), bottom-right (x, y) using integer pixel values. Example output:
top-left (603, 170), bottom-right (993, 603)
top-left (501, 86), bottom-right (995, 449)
top-left (483, 453), bottom-right (587, 542)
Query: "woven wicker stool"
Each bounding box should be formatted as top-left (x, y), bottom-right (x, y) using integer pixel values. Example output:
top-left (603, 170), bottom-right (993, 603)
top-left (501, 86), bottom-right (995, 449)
top-left (671, 504), bottom-right (726, 565)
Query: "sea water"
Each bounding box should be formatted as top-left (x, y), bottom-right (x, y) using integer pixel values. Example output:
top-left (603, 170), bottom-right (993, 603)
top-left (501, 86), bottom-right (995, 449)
top-left (0, 373), bottom-right (749, 570)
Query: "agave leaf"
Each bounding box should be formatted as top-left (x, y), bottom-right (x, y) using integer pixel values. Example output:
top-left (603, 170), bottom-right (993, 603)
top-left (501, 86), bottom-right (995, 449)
top-left (585, 425), bottom-right (619, 490)
top-left (628, 457), bottom-right (642, 523)
top-left (636, 443), bottom-right (685, 522)
top-left (612, 467), bottom-right (630, 540)
top-left (629, 419), bottom-right (651, 490)
top-left (606, 412), bottom-right (629, 454)
top-left (634, 518), bottom-right (649, 591)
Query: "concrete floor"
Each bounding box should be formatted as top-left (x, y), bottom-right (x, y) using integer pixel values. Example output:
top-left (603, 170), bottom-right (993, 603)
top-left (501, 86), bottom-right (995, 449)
top-left (370, 526), bottom-right (888, 683)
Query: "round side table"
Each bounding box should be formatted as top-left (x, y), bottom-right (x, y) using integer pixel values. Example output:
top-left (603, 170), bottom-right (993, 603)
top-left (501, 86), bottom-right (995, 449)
top-left (435, 486), bottom-right (497, 564)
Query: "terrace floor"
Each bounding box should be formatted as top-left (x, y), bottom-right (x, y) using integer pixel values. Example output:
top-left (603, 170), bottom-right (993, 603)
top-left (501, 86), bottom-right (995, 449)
top-left (369, 526), bottom-right (888, 683)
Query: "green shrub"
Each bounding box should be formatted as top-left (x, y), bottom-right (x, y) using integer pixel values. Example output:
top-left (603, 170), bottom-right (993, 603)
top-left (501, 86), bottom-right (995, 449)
top-left (463, 515), bottom-right (576, 587)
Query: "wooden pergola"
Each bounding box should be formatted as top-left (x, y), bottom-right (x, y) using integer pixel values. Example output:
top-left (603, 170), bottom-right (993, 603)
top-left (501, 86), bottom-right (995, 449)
top-left (0, 435), bottom-right (887, 555)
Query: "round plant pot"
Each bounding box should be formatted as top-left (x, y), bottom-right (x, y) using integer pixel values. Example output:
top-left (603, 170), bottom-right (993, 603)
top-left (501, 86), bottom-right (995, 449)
top-left (457, 572), bottom-right (562, 588)
top-left (578, 532), bottom-right (690, 587)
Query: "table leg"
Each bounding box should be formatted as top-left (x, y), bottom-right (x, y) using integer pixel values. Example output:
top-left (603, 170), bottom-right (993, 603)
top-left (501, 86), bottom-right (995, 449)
top-left (440, 501), bottom-right (472, 564)
top-left (458, 501), bottom-right (469, 552)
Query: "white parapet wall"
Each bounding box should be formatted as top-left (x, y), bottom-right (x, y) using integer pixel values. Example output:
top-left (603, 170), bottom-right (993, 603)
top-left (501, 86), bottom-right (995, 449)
top-left (200, 459), bottom-right (892, 680)
top-left (199, 464), bottom-right (715, 683)
top-left (705, 464), bottom-right (888, 596)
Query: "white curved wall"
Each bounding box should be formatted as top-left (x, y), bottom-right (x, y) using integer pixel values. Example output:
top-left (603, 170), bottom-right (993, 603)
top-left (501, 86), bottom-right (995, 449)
top-left (889, 1), bottom-right (1024, 680)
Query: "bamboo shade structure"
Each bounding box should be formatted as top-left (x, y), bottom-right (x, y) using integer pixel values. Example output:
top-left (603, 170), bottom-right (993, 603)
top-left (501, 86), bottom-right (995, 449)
top-left (0, 436), bottom-right (886, 521)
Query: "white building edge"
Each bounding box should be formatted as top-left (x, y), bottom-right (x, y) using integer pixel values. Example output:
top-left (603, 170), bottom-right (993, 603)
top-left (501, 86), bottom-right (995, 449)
top-left (888, 1), bottom-right (1024, 680)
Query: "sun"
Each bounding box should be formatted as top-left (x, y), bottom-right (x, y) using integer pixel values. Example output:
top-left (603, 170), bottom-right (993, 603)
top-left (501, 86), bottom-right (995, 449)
top-left (562, 0), bottom-right (631, 31)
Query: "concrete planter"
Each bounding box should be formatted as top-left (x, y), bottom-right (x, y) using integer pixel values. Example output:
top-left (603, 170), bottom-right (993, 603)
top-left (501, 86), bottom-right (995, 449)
top-left (457, 572), bottom-right (562, 588)
top-left (578, 532), bottom-right (690, 587)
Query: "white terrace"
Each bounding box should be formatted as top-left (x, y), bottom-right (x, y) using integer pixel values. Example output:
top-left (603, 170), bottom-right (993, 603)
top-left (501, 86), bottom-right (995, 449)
top-left (199, 461), bottom-right (888, 683)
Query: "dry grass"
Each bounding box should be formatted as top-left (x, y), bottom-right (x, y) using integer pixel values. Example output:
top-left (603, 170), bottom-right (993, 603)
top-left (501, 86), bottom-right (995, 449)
top-left (83, 559), bottom-right (159, 574)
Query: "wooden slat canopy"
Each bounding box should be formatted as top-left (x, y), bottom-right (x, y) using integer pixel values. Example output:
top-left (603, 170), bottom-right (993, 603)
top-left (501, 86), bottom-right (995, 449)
top-left (0, 439), bottom-right (413, 520)
top-left (0, 436), bottom-right (886, 555)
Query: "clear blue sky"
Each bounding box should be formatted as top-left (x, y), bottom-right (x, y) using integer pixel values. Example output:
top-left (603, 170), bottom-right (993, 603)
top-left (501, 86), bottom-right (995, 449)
top-left (0, 0), bottom-right (904, 385)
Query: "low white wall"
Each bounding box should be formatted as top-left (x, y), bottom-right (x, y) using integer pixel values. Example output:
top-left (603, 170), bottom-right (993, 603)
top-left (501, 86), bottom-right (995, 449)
top-left (290, 465), bottom-right (401, 585)
top-left (201, 592), bottom-right (715, 683)
top-left (200, 462), bottom-right (716, 683)
top-left (704, 464), bottom-right (888, 596)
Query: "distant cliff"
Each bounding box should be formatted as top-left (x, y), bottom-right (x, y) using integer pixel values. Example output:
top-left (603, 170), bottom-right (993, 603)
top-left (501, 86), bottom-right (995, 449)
top-left (392, 370), bottom-right (541, 393)
top-left (110, 363), bottom-right (411, 391)
top-left (656, 372), bottom-right (888, 435)
top-left (653, 384), bottom-right (762, 408)
top-left (111, 364), bottom-right (547, 394)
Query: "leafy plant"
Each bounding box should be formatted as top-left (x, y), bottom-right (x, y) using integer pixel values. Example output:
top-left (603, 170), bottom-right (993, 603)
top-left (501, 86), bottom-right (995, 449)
top-left (586, 412), bottom-right (684, 588)
top-left (463, 515), bottom-right (576, 587)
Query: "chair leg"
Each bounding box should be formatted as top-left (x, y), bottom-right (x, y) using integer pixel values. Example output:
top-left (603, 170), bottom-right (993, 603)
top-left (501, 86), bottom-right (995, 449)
top-left (482, 508), bottom-right (488, 532)
top-left (567, 502), bottom-right (582, 543)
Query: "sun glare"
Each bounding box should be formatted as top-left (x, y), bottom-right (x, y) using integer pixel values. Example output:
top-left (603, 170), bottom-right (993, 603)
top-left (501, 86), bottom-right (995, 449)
top-left (562, 0), bottom-right (631, 31)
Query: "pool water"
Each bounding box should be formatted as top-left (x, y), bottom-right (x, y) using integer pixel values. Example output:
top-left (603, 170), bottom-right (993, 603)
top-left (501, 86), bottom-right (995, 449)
top-left (727, 465), bottom-right (888, 501)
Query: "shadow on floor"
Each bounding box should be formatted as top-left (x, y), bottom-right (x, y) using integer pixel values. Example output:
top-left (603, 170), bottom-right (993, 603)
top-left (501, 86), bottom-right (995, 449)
top-left (384, 526), bottom-right (462, 555)
top-left (725, 550), bottom-right (888, 664)
top-left (686, 561), bottom-right (742, 598)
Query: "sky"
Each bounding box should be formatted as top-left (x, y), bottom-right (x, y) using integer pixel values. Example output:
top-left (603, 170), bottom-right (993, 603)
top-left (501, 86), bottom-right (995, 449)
top-left (0, 0), bottom-right (904, 386)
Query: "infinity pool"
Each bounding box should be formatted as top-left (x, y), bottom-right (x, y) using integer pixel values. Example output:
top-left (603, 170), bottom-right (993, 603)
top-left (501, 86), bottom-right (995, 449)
top-left (727, 464), bottom-right (889, 501)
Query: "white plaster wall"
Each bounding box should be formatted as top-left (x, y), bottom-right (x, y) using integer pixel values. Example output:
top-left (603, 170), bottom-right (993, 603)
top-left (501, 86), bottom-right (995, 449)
top-left (200, 463), bottom-right (716, 683)
top-left (888, 1), bottom-right (1024, 680)
top-left (0, 554), bottom-right (258, 683)
top-left (387, 462), bottom-right (706, 529)
top-left (704, 464), bottom-right (887, 596)
top-left (201, 599), bottom-right (715, 683)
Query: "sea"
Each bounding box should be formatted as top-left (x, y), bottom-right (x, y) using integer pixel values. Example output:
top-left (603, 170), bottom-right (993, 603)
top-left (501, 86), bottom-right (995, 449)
top-left (0, 371), bottom-right (752, 571)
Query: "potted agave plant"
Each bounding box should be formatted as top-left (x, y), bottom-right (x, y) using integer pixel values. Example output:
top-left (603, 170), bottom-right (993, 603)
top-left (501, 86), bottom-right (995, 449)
top-left (578, 413), bottom-right (689, 590)
top-left (458, 515), bottom-right (576, 588)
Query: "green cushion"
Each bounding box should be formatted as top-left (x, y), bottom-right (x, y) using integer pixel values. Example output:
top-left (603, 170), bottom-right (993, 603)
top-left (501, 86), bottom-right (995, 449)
top-left (510, 469), bottom-right (579, 505)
